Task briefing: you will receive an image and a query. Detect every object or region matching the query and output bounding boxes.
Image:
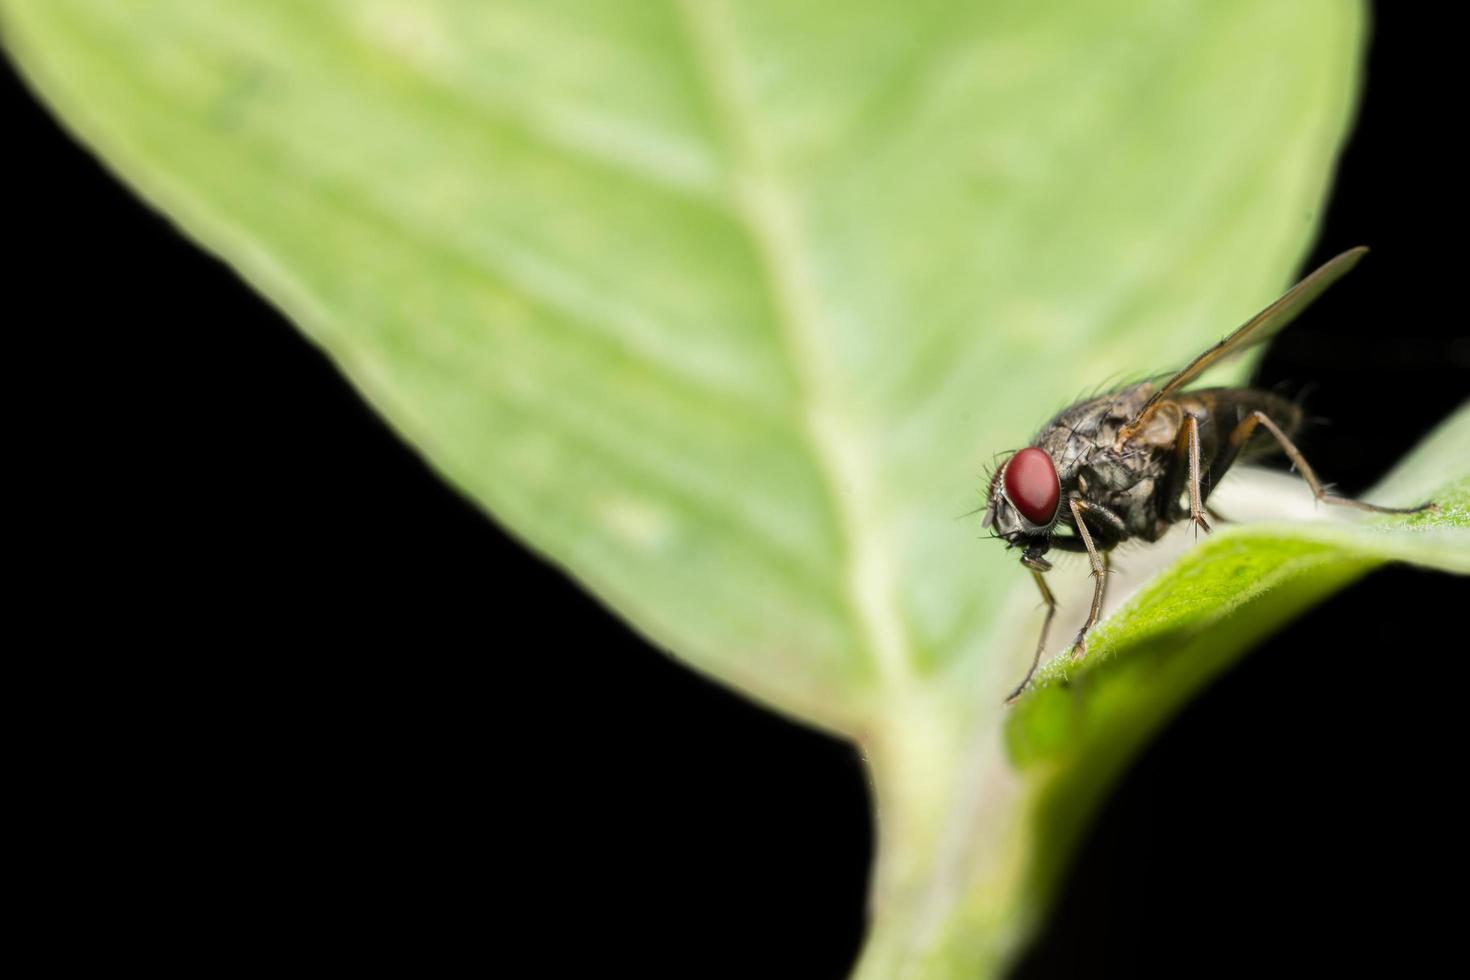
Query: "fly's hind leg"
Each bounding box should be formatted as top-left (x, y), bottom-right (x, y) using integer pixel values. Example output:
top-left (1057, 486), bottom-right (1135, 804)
top-left (1227, 411), bottom-right (1436, 515)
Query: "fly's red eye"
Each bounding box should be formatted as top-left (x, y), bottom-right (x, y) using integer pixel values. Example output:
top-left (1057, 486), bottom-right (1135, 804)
top-left (1003, 447), bottom-right (1060, 526)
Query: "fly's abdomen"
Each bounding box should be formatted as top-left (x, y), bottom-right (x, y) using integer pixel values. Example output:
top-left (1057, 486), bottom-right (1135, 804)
top-left (1193, 388), bottom-right (1303, 464)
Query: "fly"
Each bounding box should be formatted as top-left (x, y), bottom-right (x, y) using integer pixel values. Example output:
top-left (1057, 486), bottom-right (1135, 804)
top-left (983, 247), bottom-right (1436, 702)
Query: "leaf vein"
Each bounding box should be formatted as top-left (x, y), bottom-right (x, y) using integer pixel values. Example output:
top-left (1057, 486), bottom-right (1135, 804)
top-left (673, 0), bottom-right (915, 692)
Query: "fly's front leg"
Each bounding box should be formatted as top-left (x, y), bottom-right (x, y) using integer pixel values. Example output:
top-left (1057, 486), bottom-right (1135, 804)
top-left (1005, 570), bottom-right (1058, 704)
top-left (1228, 411), bottom-right (1436, 515)
top-left (1067, 496), bottom-right (1116, 662)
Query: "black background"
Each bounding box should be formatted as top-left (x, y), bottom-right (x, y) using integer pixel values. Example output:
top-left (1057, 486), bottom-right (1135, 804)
top-left (7, 5), bottom-right (1465, 977)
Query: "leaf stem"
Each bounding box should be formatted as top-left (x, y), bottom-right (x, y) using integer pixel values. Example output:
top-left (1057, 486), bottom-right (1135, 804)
top-left (853, 693), bottom-right (1034, 979)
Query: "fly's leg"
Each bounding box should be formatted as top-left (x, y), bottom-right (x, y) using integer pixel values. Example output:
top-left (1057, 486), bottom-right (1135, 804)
top-left (1045, 495), bottom-right (1122, 664)
top-left (1067, 496), bottom-right (1113, 662)
top-left (1226, 411), bottom-right (1436, 514)
top-left (1183, 413), bottom-right (1212, 535)
top-left (1005, 570), bottom-right (1058, 704)
top-left (1160, 413), bottom-right (1213, 533)
top-left (1073, 552), bottom-right (1111, 662)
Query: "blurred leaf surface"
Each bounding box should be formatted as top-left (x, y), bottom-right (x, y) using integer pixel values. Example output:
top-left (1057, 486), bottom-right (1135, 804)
top-left (3, 0), bottom-right (1372, 726)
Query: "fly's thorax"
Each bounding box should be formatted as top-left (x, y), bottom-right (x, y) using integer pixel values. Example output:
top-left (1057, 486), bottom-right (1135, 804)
top-left (1135, 400), bottom-right (1184, 446)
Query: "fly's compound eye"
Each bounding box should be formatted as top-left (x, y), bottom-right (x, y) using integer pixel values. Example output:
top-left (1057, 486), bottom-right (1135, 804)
top-left (1003, 447), bottom-right (1061, 526)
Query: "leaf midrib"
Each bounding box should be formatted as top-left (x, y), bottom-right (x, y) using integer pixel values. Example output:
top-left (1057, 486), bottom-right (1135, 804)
top-left (674, 0), bottom-right (915, 697)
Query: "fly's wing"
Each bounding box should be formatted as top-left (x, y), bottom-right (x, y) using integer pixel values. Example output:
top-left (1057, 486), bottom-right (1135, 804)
top-left (1123, 247), bottom-right (1368, 432)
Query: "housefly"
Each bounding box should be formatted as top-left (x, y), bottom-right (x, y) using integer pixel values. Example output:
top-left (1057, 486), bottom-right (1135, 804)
top-left (983, 247), bottom-right (1436, 702)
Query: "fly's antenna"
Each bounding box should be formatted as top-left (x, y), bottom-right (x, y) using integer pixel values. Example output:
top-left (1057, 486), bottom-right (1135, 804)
top-left (960, 457), bottom-right (1007, 523)
top-left (984, 450), bottom-right (1016, 494)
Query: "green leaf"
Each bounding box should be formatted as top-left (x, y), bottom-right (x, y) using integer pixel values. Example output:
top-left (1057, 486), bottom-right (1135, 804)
top-left (13, 2), bottom-right (1465, 975)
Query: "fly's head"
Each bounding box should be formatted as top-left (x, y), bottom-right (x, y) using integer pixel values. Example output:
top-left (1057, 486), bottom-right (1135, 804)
top-left (983, 447), bottom-right (1062, 571)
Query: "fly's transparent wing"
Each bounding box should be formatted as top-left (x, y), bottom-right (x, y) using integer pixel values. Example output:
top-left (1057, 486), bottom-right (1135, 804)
top-left (1125, 247), bottom-right (1368, 430)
